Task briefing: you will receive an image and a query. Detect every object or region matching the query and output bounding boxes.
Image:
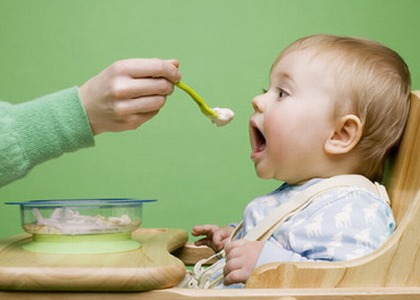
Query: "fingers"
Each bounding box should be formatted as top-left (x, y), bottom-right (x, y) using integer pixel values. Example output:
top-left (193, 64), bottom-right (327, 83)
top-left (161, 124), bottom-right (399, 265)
top-left (224, 256), bottom-right (244, 275)
top-left (192, 224), bottom-right (222, 251)
top-left (223, 239), bottom-right (264, 286)
top-left (192, 225), bottom-right (235, 251)
top-left (224, 269), bottom-right (248, 286)
top-left (114, 96), bottom-right (167, 115)
top-left (224, 251), bottom-right (249, 286)
top-left (80, 58), bottom-right (182, 136)
top-left (213, 229), bottom-right (232, 251)
top-left (224, 239), bottom-right (246, 254)
top-left (194, 238), bottom-right (213, 247)
top-left (113, 58), bottom-right (182, 83)
top-left (191, 225), bottom-right (220, 237)
top-left (110, 77), bottom-right (175, 100)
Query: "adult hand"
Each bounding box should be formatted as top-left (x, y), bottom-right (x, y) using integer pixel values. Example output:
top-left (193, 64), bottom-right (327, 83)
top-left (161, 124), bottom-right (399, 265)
top-left (79, 58), bottom-right (181, 135)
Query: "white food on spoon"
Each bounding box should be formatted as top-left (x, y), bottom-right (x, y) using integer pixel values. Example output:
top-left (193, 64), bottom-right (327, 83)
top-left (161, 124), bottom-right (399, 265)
top-left (211, 107), bottom-right (235, 127)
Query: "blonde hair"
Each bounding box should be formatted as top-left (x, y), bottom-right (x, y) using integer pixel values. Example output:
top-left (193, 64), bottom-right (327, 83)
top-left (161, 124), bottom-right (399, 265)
top-left (276, 35), bottom-right (411, 182)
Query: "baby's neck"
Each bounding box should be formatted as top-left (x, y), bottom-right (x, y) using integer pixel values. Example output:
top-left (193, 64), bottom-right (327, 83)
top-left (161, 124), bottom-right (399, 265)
top-left (282, 151), bottom-right (364, 185)
top-left (289, 162), bottom-right (363, 186)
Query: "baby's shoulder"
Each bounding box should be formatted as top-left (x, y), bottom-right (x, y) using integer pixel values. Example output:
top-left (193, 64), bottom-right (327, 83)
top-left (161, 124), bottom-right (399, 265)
top-left (245, 183), bottom-right (291, 210)
top-left (306, 185), bottom-right (392, 218)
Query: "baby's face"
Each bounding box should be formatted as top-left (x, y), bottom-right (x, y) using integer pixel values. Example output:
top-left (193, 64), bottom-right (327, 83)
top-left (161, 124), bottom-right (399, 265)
top-left (249, 50), bottom-right (337, 184)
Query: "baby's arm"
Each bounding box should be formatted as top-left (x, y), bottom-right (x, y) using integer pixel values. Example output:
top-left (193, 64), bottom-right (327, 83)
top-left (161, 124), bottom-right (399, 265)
top-left (192, 224), bottom-right (235, 251)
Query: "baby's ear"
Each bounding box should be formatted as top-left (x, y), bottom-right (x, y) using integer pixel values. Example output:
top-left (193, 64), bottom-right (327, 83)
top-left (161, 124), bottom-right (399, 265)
top-left (324, 115), bottom-right (362, 155)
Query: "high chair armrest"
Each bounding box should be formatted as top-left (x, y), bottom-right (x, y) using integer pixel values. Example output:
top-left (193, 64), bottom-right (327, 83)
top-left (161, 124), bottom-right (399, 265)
top-left (172, 243), bottom-right (217, 266)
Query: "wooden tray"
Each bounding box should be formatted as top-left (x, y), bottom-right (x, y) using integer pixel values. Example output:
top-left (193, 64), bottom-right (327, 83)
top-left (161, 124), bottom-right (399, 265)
top-left (0, 228), bottom-right (188, 292)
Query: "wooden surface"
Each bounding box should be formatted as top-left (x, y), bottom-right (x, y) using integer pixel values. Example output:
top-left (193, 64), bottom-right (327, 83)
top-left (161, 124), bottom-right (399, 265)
top-left (387, 91), bottom-right (420, 223)
top-left (0, 228), bottom-right (188, 292)
top-left (2, 287), bottom-right (420, 300)
top-left (172, 243), bottom-right (217, 266)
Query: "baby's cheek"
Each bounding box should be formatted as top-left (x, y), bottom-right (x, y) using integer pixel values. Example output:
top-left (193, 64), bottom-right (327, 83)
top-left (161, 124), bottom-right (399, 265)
top-left (268, 128), bottom-right (293, 160)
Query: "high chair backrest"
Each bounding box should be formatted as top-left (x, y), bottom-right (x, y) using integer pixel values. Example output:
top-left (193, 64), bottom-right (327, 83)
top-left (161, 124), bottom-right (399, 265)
top-left (386, 91), bottom-right (420, 224)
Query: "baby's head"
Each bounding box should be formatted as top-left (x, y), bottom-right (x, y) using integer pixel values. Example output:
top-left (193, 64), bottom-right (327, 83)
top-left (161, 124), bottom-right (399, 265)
top-left (250, 34), bottom-right (410, 184)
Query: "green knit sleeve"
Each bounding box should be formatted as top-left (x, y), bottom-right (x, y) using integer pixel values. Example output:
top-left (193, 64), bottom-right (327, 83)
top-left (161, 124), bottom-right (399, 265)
top-left (0, 87), bottom-right (95, 187)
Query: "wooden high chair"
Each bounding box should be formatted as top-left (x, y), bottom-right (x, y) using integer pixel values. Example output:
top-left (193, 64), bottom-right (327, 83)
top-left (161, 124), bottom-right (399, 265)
top-left (143, 91), bottom-right (420, 299)
top-left (1, 92), bottom-right (420, 300)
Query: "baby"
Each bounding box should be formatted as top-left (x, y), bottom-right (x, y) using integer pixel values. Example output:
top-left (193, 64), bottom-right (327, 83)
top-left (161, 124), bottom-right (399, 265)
top-left (191, 34), bottom-right (411, 289)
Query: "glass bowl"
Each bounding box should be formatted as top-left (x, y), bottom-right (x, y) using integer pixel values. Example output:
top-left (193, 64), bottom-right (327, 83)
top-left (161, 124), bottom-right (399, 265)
top-left (6, 199), bottom-right (157, 254)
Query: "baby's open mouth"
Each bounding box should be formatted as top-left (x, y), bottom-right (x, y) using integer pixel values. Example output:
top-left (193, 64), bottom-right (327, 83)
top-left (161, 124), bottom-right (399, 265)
top-left (251, 122), bottom-right (267, 153)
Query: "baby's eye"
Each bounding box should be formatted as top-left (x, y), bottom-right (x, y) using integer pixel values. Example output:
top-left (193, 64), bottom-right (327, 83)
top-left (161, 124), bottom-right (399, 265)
top-left (262, 88), bottom-right (268, 94)
top-left (278, 89), bottom-right (288, 98)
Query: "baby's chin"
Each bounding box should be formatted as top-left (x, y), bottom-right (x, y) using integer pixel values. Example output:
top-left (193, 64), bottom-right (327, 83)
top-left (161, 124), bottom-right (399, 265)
top-left (253, 165), bottom-right (295, 183)
top-left (253, 164), bottom-right (274, 180)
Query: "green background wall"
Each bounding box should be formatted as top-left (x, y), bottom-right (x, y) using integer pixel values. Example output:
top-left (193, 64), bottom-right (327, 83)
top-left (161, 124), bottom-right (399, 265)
top-left (0, 0), bottom-right (419, 240)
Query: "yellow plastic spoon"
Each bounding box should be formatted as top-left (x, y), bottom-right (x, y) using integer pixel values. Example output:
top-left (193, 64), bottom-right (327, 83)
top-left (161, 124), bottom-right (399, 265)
top-left (175, 82), bottom-right (219, 118)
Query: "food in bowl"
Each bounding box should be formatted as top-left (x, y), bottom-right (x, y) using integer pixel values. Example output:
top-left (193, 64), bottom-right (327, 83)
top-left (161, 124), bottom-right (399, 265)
top-left (7, 199), bottom-right (156, 235)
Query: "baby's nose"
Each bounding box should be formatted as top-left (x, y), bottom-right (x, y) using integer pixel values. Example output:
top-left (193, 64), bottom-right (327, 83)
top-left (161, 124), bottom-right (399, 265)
top-left (252, 95), bottom-right (265, 112)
